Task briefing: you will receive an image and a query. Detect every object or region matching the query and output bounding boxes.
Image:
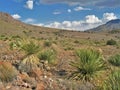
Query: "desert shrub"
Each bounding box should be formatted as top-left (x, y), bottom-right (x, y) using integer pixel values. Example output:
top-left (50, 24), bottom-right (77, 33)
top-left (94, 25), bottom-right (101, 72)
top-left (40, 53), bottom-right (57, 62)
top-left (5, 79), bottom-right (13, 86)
top-left (109, 30), bottom-right (120, 34)
top-left (108, 54), bottom-right (120, 67)
top-left (74, 40), bottom-right (79, 44)
top-left (102, 70), bottom-right (120, 90)
top-left (44, 40), bottom-right (52, 47)
top-left (0, 62), bottom-right (17, 82)
top-left (9, 39), bottom-right (22, 50)
top-left (11, 35), bottom-right (21, 39)
top-left (0, 35), bottom-right (8, 41)
top-left (23, 30), bottom-right (27, 34)
top-left (106, 39), bottom-right (117, 45)
top-left (38, 49), bottom-right (56, 64)
top-left (21, 41), bottom-right (40, 55)
top-left (64, 46), bottom-right (74, 51)
top-left (94, 40), bottom-right (101, 45)
top-left (69, 49), bottom-right (106, 82)
top-left (19, 55), bottom-right (40, 73)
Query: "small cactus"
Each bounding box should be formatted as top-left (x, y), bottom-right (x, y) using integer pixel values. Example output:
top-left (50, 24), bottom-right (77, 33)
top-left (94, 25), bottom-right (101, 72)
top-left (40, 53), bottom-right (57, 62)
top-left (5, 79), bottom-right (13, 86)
top-left (0, 62), bottom-right (17, 82)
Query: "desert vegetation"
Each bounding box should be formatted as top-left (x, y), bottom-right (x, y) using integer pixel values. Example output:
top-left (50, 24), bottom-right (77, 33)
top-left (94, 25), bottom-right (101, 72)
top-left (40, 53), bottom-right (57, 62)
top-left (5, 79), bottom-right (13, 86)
top-left (0, 24), bottom-right (120, 90)
top-left (106, 39), bottom-right (117, 45)
top-left (69, 49), bottom-right (106, 82)
top-left (102, 70), bottom-right (120, 90)
top-left (108, 54), bottom-right (120, 67)
top-left (0, 62), bottom-right (17, 82)
top-left (0, 34), bottom-right (119, 90)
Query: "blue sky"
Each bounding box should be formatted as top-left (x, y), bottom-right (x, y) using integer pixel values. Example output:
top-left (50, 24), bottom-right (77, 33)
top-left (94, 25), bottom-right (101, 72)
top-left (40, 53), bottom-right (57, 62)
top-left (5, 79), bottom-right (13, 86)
top-left (0, 0), bottom-right (120, 31)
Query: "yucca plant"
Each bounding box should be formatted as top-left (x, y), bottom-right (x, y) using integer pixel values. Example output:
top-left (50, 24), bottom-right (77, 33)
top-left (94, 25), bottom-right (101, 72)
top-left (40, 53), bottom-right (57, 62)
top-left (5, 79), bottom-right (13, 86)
top-left (38, 49), bottom-right (56, 64)
top-left (9, 40), bottom-right (21, 50)
top-left (0, 62), bottom-right (17, 82)
top-left (108, 54), bottom-right (120, 67)
top-left (19, 55), bottom-right (40, 73)
top-left (102, 70), bottom-right (120, 90)
top-left (21, 41), bottom-right (40, 55)
top-left (69, 49), bottom-right (106, 82)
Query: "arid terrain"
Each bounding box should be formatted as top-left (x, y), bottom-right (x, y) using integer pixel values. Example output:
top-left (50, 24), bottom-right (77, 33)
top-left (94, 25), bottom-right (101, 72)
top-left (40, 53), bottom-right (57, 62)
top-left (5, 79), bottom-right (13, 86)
top-left (0, 12), bottom-right (120, 90)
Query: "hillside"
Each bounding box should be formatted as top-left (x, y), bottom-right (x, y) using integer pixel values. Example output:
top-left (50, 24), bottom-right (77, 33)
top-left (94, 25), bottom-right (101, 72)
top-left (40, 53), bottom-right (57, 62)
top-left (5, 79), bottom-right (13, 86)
top-left (0, 12), bottom-right (60, 37)
top-left (0, 12), bottom-right (120, 40)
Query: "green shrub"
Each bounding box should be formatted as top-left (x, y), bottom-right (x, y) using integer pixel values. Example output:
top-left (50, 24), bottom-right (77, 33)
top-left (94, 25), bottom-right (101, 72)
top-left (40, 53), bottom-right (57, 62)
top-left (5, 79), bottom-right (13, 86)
top-left (108, 54), bottom-right (120, 67)
top-left (9, 39), bottom-right (22, 50)
top-left (38, 49), bottom-right (56, 64)
top-left (0, 35), bottom-right (8, 41)
top-left (69, 49), bottom-right (106, 82)
top-left (74, 40), bottom-right (79, 44)
top-left (102, 70), bottom-right (120, 90)
top-left (21, 41), bottom-right (40, 55)
top-left (109, 30), bottom-right (120, 34)
top-left (19, 55), bottom-right (40, 73)
top-left (11, 35), bottom-right (21, 39)
top-left (106, 39), bottom-right (117, 45)
top-left (0, 62), bottom-right (17, 82)
top-left (64, 46), bottom-right (74, 51)
top-left (44, 40), bottom-right (52, 47)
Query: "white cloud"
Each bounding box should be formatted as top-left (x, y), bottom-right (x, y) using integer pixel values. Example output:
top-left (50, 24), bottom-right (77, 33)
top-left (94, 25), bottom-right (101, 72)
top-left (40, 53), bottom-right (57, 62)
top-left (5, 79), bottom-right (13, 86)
top-left (53, 11), bottom-right (61, 15)
top-left (62, 21), bottom-right (72, 27)
top-left (43, 20), bottom-right (101, 31)
top-left (67, 9), bottom-right (72, 13)
top-left (12, 14), bottom-right (21, 19)
top-left (46, 22), bottom-right (61, 28)
top-left (34, 23), bottom-right (44, 26)
top-left (24, 18), bottom-right (35, 23)
top-left (33, 12), bottom-right (117, 31)
top-left (37, 15), bottom-right (102, 31)
top-left (25, 0), bottom-right (33, 10)
top-left (74, 6), bottom-right (91, 11)
top-left (85, 15), bottom-right (102, 24)
top-left (103, 13), bottom-right (117, 21)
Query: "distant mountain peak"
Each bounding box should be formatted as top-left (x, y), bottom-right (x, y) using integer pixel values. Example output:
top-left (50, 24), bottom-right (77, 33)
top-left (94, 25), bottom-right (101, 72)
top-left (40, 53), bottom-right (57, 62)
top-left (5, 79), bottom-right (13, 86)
top-left (106, 19), bottom-right (120, 24)
top-left (88, 19), bottom-right (120, 32)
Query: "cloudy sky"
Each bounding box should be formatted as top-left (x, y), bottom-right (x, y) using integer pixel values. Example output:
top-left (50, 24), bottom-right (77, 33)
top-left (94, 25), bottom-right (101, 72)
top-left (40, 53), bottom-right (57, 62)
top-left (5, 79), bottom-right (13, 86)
top-left (0, 0), bottom-right (120, 31)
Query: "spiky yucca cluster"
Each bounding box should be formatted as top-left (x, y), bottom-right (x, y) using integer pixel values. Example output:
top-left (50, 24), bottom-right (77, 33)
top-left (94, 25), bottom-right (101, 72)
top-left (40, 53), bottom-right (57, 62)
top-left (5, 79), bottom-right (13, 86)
top-left (38, 49), bottom-right (56, 64)
top-left (21, 41), bottom-right (40, 55)
top-left (108, 54), bottom-right (120, 67)
top-left (103, 70), bottom-right (120, 90)
top-left (69, 49), bottom-right (106, 81)
top-left (19, 55), bottom-right (40, 73)
top-left (0, 62), bottom-right (17, 82)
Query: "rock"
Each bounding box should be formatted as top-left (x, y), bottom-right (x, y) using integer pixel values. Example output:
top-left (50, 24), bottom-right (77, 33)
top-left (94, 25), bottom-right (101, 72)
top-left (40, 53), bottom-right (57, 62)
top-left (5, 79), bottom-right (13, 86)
top-left (14, 72), bottom-right (36, 89)
top-left (19, 72), bottom-right (29, 81)
top-left (0, 82), bottom-right (5, 90)
top-left (28, 68), bottom-right (43, 81)
top-left (36, 83), bottom-right (45, 90)
top-left (6, 85), bottom-right (11, 89)
top-left (24, 78), bottom-right (37, 89)
top-left (7, 86), bottom-right (32, 90)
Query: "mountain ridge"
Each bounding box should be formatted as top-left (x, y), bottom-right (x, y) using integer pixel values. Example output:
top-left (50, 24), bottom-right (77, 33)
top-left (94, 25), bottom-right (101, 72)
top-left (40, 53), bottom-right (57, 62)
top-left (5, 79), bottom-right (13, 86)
top-left (88, 19), bottom-right (120, 32)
